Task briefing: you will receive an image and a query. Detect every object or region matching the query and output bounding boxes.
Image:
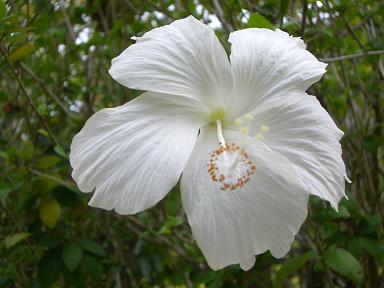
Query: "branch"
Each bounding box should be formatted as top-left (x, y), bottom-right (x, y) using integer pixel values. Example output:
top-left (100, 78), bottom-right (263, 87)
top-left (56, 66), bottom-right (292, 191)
top-left (301, 0), bottom-right (308, 36)
top-left (212, 0), bottom-right (234, 33)
top-left (0, 45), bottom-right (59, 146)
top-left (19, 62), bottom-right (74, 119)
top-left (29, 169), bottom-right (76, 188)
top-left (60, 0), bottom-right (76, 43)
top-left (125, 215), bottom-right (206, 268)
top-left (319, 50), bottom-right (384, 63)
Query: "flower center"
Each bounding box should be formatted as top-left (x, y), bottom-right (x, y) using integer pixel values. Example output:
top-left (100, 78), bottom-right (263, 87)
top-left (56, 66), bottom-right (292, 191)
top-left (207, 111), bottom-right (269, 191)
top-left (207, 143), bottom-right (256, 191)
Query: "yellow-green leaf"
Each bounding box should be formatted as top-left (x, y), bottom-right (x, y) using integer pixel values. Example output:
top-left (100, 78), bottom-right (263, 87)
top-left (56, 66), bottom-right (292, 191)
top-left (8, 43), bottom-right (35, 61)
top-left (37, 155), bottom-right (61, 170)
top-left (39, 198), bottom-right (61, 228)
top-left (248, 12), bottom-right (274, 29)
top-left (4, 232), bottom-right (31, 249)
top-left (37, 129), bottom-right (49, 137)
top-left (0, 0), bottom-right (6, 20)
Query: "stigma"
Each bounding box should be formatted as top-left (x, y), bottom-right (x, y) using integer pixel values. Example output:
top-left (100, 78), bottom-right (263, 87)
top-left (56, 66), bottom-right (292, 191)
top-left (207, 143), bottom-right (256, 191)
top-left (207, 111), bottom-right (268, 191)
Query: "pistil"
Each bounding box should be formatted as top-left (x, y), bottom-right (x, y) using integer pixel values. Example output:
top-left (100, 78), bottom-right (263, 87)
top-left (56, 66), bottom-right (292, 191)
top-left (216, 119), bottom-right (226, 147)
top-left (207, 114), bottom-right (257, 191)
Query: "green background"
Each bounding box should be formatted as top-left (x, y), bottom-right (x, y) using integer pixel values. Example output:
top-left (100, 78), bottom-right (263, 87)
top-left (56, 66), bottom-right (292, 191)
top-left (0, 0), bottom-right (383, 287)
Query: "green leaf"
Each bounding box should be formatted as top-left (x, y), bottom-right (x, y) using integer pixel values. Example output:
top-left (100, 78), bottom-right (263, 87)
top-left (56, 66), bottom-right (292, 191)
top-left (0, 275), bottom-right (13, 286)
top-left (341, 195), bottom-right (360, 217)
top-left (37, 103), bottom-right (47, 115)
top-left (0, 187), bottom-right (12, 199)
top-left (62, 243), bottom-right (83, 272)
top-left (37, 155), bottom-right (61, 170)
top-left (0, 0), bottom-right (6, 20)
top-left (79, 239), bottom-right (106, 257)
top-left (83, 254), bottom-right (103, 279)
top-left (20, 140), bottom-right (34, 160)
top-left (315, 205), bottom-right (350, 222)
top-left (4, 232), bottom-right (31, 249)
top-left (358, 214), bottom-right (381, 235)
top-left (247, 12), bottom-right (273, 29)
top-left (52, 185), bottom-right (82, 207)
top-left (159, 216), bottom-right (184, 234)
top-left (54, 145), bottom-right (68, 158)
top-left (39, 198), bottom-right (61, 228)
top-left (37, 129), bottom-right (49, 138)
top-left (347, 236), bottom-right (384, 263)
top-left (38, 248), bottom-right (64, 287)
top-left (274, 251), bottom-right (318, 288)
top-left (158, 226), bottom-right (172, 235)
top-left (8, 43), bottom-right (35, 61)
top-left (347, 237), bottom-right (365, 257)
top-left (362, 135), bottom-right (384, 154)
top-left (0, 150), bottom-right (8, 159)
top-left (324, 247), bottom-right (363, 285)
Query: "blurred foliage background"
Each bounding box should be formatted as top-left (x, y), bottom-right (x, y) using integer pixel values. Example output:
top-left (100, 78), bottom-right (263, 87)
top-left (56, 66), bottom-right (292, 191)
top-left (0, 0), bottom-right (383, 287)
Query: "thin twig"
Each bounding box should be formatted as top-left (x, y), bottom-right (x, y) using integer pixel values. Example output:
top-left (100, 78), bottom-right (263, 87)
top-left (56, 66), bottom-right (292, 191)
top-left (126, 216), bottom-right (201, 264)
top-left (212, 0), bottom-right (234, 32)
top-left (19, 62), bottom-right (74, 119)
top-left (341, 15), bottom-right (364, 50)
top-left (29, 169), bottom-right (76, 188)
top-left (0, 200), bottom-right (39, 261)
top-left (319, 50), bottom-right (384, 63)
top-left (0, 45), bottom-right (59, 146)
top-left (60, 0), bottom-right (76, 43)
top-left (301, 0), bottom-right (308, 36)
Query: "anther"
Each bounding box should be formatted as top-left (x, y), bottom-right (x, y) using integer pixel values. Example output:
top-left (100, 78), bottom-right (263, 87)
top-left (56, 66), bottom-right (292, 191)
top-left (244, 114), bottom-right (254, 120)
top-left (240, 127), bottom-right (249, 135)
top-left (207, 143), bottom-right (256, 192)
top-left (235, 118), bottom-right (243, 126)
top-left (261, 125), bottom-right (269, 133)
top-left (255, 133), bottom-right (264, 140)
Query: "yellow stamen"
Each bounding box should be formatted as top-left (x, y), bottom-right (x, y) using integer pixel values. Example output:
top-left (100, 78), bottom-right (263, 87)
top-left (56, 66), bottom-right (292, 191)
top-left (244, 114), bottom-right (254, 120)
top-left (255, 133), bottom-right (264, 140)
top-left (235, 118), bottom-right (243, 126)
top-left (261, 125), bottom-right (269, 133)
top-left (240, 127), bottom-right (249, 135)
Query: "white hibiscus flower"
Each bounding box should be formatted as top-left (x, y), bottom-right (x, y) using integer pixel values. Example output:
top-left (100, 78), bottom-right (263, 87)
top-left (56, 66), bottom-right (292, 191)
top-left (70, 16), bottom-right (349, 271)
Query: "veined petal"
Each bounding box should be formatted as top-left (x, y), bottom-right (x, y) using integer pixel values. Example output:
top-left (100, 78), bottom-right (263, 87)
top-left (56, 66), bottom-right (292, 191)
top-left (181, 127), bottom-right (309, 270)
top-left (228, 28), bottom-right (327, 117)
top-left (248, 92), bottom-right (348, 210)
top-left (109, 16), bottom-right (233, 109)
top-left (70, 92), bottom-right (209, 215)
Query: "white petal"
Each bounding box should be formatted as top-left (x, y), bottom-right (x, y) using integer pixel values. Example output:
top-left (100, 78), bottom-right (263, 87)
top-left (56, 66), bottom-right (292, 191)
top-left (181, 127), bottom-right (309, 270)
top-left (228, 28), bottom-right (327, 117)
top-left (249, 92), bottom-right (348, 210)
top-left (109, 16), bottom-right (232, 109)
top-left (70, 92), bottom-right (209, 215)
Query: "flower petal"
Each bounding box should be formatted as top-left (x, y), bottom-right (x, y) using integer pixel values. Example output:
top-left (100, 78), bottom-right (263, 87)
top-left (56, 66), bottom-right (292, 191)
top-left (181, 127), bottom-right (308, 270)
top-left (228, 28), bottom-right (327, 117)
top-left (248, 92), bottom-right (348, 210)
top-left (70, 92), bottom-right (209, 215)
top-left (109, 16), bottom-right (233, 109)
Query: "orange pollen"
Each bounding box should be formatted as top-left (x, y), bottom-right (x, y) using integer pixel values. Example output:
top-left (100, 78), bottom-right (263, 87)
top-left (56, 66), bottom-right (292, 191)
top-left (207, 143), bottom-right (256, 191)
